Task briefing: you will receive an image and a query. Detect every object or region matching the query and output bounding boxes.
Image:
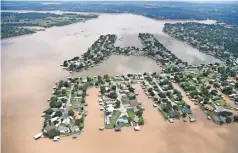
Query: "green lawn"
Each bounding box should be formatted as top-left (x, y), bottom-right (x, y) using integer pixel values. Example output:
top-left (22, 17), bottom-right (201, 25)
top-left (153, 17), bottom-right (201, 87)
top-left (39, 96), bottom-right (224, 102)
top-left (127, 109), bottom-right (135, 119)
top-left (215, 99), bottom-right (232, 109)
top-left (117, 123), bottom-right (131, 128)
top-left (215, 99), bottom-right (226, 106)
top-left (106, 111), bottom-right (121, 129)
top-left (161, 110), bottom-right (168, 119)
top-left (200, 105), bottom-right (218, 117)
top-left (71, 98), bottom-right (82, 104)
top-left (177, 100), bottom-right (186, 106)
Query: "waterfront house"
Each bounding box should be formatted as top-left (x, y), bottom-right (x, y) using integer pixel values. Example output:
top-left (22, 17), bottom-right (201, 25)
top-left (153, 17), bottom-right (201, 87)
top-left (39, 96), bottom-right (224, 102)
top-left (129, 99), bottom-right (139, 107)
top-left (58, 125), bottom-right (69, 133)
top-left (70, 126), bottom-right (80, 133)
top-left (204, 104), bottom-right (214, 111)
top-left (44, 124), bottom-right (56, 133)
top-left (133, 106), bottom-right (139, 113)
top-left (184, 107), bottom-right (192, 114)
top-left (122, 97), bottom-right (130, 107)
top-left (211, 116), bottom-right (221, 124)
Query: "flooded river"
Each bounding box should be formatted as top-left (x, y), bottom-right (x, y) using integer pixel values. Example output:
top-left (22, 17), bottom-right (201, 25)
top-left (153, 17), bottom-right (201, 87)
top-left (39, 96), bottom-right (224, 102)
top-left (2, 11), bottom-right (233, 153)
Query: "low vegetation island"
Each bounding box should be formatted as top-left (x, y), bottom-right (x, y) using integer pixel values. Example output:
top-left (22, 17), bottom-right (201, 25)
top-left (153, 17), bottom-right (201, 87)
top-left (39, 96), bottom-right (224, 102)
top-left (163, 22), bottom-right (238, 65)
top-left (1, 12), bottom-right (98, 39)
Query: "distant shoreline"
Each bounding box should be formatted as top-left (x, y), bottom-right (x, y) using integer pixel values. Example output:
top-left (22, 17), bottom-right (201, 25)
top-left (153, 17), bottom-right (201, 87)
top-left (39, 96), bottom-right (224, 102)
top-left (1, 10), bottom-right (217, 23)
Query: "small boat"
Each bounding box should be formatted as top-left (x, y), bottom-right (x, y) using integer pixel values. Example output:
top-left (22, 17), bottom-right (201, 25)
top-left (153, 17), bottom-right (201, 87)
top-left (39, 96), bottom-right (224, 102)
top-left (134, 126), bottom-right (140, 131)
top-left (72, 134), bottom-right (77, 139)
top-left (99, 127), bottom-right (105, 131)
top-left (114, 127), bottom-right (121, 132)
top-left (34, 132), bottom-right (43, 140)
top-left (53, 136), bottom-right (60, 142)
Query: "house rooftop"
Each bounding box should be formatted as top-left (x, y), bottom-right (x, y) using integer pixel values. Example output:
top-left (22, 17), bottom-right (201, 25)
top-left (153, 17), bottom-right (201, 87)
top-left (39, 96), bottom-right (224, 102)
top-left (129, 99), bottom-right (139, 107)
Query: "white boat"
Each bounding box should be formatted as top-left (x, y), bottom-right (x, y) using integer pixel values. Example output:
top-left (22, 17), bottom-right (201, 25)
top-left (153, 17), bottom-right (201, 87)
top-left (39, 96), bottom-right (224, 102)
top-left (53, 136), bottom-right (60, 142)
top-left (99, 127), bottom-right (105, 131)
top-left (169, 118), bottom-right (174, 123)
top-left (134, 126), bottom-right (140, 131)
top-left (34, 132), bottom-right (43, 140)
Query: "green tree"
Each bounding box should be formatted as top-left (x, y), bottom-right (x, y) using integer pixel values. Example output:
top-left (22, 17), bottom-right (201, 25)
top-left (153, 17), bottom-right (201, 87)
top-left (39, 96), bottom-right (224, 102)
top-left (100, 86), bottom-right (106, 94)
top-left (68, 109), bottom-right (74, 116)
top-left (148, 88), bottom-right (153, 92)
top-left (54, 111), bottom-right (63, 117)
top-left (136, 109), bottom-right (143, 117)
top-left (173, 105), bottom-right (179, 111)
top-left (182, 112), bottom-right (187, 118)
top-left (115, 100), bottom-right (120, 108)
top-left (214, 83), bottom-right (220, 88)
top-left (109, 92), bottom-right (117, 99)
top-left (45, 129), bottom-right (60, 139)
top-left (226, 117), bottom-right (232, 124)
top-left (75, 118), bottom-right (84, 126)
top-left (44, 108), bottom-right (53, 115)
top-left (50, 101), bottom-right (62, 108)
top-left (111, 85), bottom-right (116, 90)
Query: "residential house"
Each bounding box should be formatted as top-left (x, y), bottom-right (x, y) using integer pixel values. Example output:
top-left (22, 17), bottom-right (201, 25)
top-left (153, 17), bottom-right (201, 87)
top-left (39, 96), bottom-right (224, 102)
top-left (204, 104), bottom-right (214, 111)
top-left (58, 125), bottom-right (69, 133)
top-left (129, 99), bottom-right (139, 107)
top-left (74, 104), bottom-right (81, 110)
top-left (70, 126), bottom-right (80, 133)
top-left (77, 91), bottom-right (83, 97)
top-left (133, 106), bottom-right (139, 113)
top-left (184, 107), bottom-right (192, 114)
top-left (168, 111), bottom-right (177, 119)
top-left (44, 124), bottom-right (56, 133)
top-left (105, 100), bottom-right (117, 105)
top-left (128, 92), bottom-right (136, 99)
top-left (122, 97), bottom-right (130, 107)
top-left (161, 102), bottom-right (167, 109)
top-left (211, 116), bottom-right (221, 124)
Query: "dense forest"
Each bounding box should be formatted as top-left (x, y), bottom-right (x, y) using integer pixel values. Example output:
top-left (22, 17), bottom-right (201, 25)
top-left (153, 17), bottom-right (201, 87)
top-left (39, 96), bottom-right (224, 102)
top-left (163, 23), bottom-right (238, 64)
top-left (1, 12), bottom-right (98, 39)
top-left (1, 1), bottom-right (238, 24)
top-left (1, 25), bottom-right (36, 39)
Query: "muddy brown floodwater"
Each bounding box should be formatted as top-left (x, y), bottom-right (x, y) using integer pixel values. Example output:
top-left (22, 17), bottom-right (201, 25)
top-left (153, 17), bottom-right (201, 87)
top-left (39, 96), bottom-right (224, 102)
top-left (1, 12), bottom-right (235, 153)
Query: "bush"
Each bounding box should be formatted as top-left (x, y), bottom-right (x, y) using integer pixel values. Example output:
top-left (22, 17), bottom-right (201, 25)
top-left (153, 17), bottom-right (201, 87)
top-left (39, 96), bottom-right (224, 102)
top-left (138, 118), bottom-right (144, 125)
